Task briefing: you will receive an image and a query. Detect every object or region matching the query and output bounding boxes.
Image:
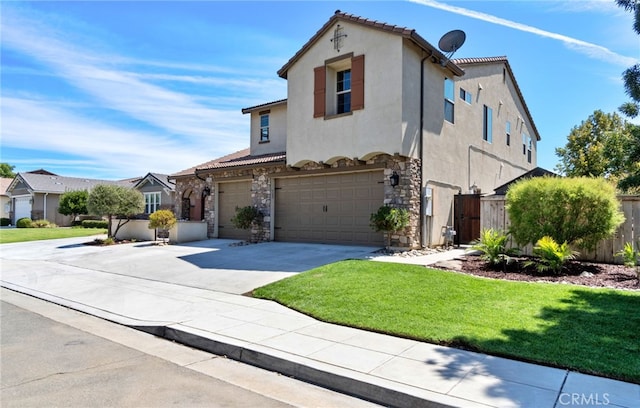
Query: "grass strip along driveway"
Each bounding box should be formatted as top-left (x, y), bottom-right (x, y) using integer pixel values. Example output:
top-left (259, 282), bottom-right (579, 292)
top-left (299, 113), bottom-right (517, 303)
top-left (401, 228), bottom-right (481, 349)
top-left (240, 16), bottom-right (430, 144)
top-left (253, 260), bottom-right (640, 384)
top-left (0, 228), bottom-right (106, 244)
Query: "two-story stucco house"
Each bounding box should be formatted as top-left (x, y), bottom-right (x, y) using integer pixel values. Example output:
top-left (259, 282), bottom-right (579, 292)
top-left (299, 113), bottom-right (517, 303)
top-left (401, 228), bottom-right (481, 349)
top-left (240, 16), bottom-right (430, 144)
top-left (171, 11), bottom-right (540, 247)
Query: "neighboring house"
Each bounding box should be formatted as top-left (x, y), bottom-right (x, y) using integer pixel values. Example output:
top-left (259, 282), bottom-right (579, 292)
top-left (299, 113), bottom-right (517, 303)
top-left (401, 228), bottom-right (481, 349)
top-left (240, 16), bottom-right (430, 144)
top-left (1, 178), bottom-right (13, 222)
top-left (492, 167), bottom-right (557, 196)
top-left (131, 173), bottom-right (176, 217)
top-left (6, 170), bottom-right (131, 226)
top-left (171, 11), bottom-right (540, 247)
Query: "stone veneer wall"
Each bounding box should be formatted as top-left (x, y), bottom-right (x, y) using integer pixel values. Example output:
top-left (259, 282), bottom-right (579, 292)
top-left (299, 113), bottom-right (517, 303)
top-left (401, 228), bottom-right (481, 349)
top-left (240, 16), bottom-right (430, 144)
top-left (173, 154), bottom-right (422, 247)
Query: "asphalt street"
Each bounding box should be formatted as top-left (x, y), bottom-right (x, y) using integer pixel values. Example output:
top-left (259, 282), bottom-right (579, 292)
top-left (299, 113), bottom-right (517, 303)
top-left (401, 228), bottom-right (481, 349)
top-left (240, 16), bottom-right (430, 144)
top-left (0, 290), bottom-right (381, 408)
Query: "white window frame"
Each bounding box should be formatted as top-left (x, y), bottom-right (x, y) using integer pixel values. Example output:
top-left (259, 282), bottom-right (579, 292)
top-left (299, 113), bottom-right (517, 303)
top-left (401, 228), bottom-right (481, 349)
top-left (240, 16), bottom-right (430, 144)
top-left (260, 114), bottom-right (269, 142)
top-left (483, 105), bottom-right (493, 143)
top-left (144, 192), bottom-right (161, 214)
top-left (444, 78), bottom-right (455, 123)
top-left (336, 68), bottom-right (351, 114)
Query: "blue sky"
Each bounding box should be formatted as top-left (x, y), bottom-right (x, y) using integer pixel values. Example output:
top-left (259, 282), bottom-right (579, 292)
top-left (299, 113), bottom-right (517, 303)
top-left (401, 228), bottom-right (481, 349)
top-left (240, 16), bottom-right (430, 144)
top-left (1, 1), bottom-right (637, 180)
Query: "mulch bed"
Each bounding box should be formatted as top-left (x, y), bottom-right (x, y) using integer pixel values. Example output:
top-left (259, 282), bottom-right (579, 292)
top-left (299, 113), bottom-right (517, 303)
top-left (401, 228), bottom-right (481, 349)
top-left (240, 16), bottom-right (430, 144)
top-left (443, 255), bottom-right (639, 290)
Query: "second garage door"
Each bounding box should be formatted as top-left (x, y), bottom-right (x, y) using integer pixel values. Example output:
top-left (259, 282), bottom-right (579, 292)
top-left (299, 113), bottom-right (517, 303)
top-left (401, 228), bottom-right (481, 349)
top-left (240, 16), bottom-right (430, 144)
top-left (275, 171), bottom-right (384, 246)
top-left (217, 180), bottom-right (252, 240)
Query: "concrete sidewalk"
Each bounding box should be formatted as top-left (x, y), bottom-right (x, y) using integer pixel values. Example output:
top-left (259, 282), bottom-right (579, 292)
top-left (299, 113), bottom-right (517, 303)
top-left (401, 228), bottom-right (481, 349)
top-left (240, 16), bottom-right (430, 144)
top-left (1, 238), bottom-right (638, 408)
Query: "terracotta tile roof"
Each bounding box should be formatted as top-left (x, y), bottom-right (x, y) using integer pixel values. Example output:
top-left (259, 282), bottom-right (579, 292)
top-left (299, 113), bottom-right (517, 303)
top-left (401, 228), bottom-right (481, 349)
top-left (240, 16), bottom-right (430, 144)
top-left (242, 99), bottom-right (287, 114)
top-left (452, 56), bottom-right (541, 141)
top-left (277, 10), bottom-right (464, 78)
top-left (170, 148), bottom-right (286, 177)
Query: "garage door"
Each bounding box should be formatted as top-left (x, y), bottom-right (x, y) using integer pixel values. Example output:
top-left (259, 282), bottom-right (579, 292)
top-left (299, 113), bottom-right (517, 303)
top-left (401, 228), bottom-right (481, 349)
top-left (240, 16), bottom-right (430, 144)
top-left (275, 171), bottom-right (384, 246)
top-left (217, 180), bottom-right (252, 240)
top-left (14, 196), bottom-right (32, 221)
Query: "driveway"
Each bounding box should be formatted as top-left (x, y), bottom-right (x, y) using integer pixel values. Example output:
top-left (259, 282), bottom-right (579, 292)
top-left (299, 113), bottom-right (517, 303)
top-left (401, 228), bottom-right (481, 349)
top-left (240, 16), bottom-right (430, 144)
top-left (0, 237), bottom-right (379, 294)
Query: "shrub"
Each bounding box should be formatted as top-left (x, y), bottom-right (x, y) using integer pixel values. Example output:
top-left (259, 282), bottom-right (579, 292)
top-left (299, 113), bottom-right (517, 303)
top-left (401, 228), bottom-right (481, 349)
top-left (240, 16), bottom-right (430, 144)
top-left (527, 236), bottom-right (578, 274)
top-left (148, 209), bottom-right (177, 244)
top-left (470, 228), bottom-right (520, 268)
top-left (32, 219), bottom-right (57, 228)
top-left (370, 205), bottom-right (410, 249)
top-left (0, 218), bottom-right (10, 226)
top-left (506, 176), bottom-right (624, 251)
top-left (16, 217), bottom-right (32, 228)
top-left (82, 220), bottom-right (108, 229)
top-left (231, 206), bottom-right (263, 242)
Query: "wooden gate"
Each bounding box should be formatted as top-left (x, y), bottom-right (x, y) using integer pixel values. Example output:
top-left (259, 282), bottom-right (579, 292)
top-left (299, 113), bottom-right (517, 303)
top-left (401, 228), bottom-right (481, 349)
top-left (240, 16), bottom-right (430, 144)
top-left (454, 194), bottom-right (481, 245)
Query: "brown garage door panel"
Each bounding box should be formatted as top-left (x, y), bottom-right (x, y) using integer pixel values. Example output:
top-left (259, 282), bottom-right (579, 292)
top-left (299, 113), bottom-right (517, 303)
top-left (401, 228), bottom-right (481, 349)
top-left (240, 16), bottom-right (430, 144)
top-left (218, 180), bottom-right (252, 240)
top-left (275, 171), bottom-right (384, 246)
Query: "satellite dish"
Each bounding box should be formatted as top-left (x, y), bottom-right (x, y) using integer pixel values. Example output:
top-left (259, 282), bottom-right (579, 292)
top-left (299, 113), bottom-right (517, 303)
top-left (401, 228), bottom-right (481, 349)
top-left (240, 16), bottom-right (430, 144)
top-left (438, 29), bottom-right (466, 63)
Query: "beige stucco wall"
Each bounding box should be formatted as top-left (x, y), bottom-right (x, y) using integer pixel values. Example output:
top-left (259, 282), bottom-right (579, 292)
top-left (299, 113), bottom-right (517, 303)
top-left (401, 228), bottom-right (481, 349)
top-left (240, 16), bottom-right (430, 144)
top-left (31, 193), bottom-right (72, 226)
top-left (421, 62), bottom-right (537, 245)
top-left (1, 196), bottom-right (10, 219)
top-left (286, 21), bottom-right (407, 166)
top-left (249, 102), bottom-right (287, 156)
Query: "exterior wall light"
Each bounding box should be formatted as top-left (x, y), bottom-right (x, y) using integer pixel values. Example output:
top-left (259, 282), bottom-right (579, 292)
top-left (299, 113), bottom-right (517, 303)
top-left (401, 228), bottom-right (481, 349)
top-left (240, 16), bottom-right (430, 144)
top-left (390, 172), bottom-right (400, 187)
top-left (201, 187), bottom-right (211, 198)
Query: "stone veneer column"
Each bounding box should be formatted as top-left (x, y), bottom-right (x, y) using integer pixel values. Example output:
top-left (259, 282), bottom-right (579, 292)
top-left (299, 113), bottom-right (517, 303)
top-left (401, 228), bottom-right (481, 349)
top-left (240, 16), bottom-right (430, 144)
top-left (383, 157), bottom-right (421, 249)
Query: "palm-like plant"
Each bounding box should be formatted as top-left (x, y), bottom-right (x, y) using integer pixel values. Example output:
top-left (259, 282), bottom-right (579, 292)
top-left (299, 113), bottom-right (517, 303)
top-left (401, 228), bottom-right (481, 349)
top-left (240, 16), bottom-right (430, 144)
top-left (615, 241), bottom-right (639, 283)
top-left (470, 228), bottom-right (520, 269)
top-left (529, 236), bottom-right (578, 274)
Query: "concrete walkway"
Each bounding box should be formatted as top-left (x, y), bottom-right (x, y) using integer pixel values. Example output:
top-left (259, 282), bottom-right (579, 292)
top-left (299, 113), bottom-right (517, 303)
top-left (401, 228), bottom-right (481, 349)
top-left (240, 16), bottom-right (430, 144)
top-left (1, 237), bottom-right (638, 408)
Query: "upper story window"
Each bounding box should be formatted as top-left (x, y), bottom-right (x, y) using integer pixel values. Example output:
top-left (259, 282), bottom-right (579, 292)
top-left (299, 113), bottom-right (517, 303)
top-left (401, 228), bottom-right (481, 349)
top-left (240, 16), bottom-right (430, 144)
top-left (314, 54), bottom-right (364, 118)
top-left (144, 192), bottom-right (161, 214)
top-left (336, 69), bottom-right (351, 114)
top-left (527, 135), bottom-right (533, 163)
top-left (483, 105), bottom-right (493, 143)
top-left (459, 88), bottom-right (472, 104)
top-left (444, 78), bottom-right (455, 123)
top-left (260, 113), bottom-right (269, 142)
top-left (506, 121), bottom-right (511, 146)
top-left (522, 133), bottom-right (527, 155)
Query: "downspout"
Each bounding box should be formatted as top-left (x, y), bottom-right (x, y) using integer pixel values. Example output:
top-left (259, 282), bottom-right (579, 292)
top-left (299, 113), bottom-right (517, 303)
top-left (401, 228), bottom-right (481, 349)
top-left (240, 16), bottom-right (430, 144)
top-left (420, 52), bottom-right (431, 248)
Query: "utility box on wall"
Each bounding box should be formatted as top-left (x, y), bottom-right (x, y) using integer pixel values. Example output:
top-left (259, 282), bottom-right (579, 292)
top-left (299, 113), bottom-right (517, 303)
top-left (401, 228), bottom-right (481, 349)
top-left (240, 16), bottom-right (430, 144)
top-left (424, 188), bottom-right (433, 216)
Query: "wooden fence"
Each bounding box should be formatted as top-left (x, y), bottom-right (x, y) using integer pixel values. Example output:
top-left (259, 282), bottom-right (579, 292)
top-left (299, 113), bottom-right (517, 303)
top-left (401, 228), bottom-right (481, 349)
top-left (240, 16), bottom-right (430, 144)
top-left (480, 195), bottom-right (640, 264)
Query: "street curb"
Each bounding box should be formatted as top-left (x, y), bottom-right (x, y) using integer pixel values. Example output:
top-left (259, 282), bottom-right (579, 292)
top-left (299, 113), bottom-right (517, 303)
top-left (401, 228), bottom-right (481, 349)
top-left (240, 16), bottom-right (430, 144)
top-left (133, 324), bottom-right (465, 408)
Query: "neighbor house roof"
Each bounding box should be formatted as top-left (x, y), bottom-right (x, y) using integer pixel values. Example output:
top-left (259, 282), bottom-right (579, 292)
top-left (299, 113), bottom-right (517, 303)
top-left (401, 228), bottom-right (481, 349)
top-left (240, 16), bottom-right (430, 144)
top-left (452, 56), bottom-right (541, 142)
top-left (171, 148), bottom-right (286, 178)
top-left (0, 178), bottom-right (13, 196)
top-left (277, 10), bottom-right (465, 79)
top-left (242, 99), bottom-right (287, 114)
top-left (133, 173), bottom-right (176, 190)
top-left (493, 167), bottom-right (558, 195)
top-left (7, 172), bottom-right (131, 195)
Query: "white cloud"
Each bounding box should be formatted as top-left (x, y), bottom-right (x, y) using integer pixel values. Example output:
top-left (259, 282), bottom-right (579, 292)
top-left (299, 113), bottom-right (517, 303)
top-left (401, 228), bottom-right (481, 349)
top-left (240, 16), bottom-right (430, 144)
top-left (1, 97), bottom-right (245, 178)
top-left (409, 0), bottom-right (638, 67)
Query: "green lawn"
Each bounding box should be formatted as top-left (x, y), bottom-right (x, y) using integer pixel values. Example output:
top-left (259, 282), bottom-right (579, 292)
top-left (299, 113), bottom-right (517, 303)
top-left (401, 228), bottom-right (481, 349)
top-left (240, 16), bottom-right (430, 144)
top-left (0, 228), bottom-right (107, 244)
top-left (253, 260), bottom-right (640, 384)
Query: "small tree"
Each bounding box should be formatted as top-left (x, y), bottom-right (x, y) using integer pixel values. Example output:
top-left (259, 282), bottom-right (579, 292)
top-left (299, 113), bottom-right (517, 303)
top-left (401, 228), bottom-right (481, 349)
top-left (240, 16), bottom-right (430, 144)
top-left (370, 205), bottom-right (410, 249)
top-left (231, 206), bottom-right (263, 242)
top-left (58, 190), bottom-right (89, 223)
top-left (148, 209), bottom-right (177, 244)
top-left (87, 184), bottom-right (145, 239)
top-left (506, 176), bottom-right (624, 251)
top-left (0, 163), bottom-right (16, 178)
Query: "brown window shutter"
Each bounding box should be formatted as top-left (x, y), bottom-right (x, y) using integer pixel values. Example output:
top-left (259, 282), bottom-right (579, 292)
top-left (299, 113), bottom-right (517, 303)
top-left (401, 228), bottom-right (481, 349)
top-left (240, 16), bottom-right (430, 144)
top-left (313, 66), bottom-right (326, 118)
top-left (351, 55), bottom-right (365, 111)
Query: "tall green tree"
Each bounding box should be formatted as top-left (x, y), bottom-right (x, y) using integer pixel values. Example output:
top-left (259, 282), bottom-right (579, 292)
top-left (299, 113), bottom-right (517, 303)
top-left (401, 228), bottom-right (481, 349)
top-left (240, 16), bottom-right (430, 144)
top-left (87, 185), bottom-right (144, 239)
top-left (616, 0), bottom-right (640, 118)
top-left (58, 190), bottom-right (89, 222)
top-left (0, 163), bottom-right (16, 178)
top-left (555, 110), bottom-right (633, 180)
